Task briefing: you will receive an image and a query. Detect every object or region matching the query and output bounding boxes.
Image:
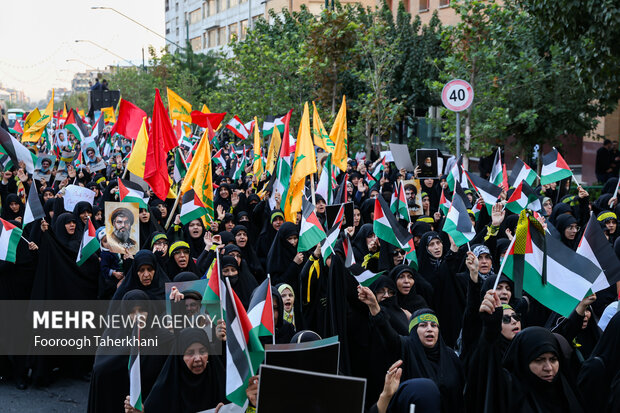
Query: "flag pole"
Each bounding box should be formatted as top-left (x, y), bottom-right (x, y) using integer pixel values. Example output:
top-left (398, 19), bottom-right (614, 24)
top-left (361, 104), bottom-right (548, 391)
top-left (268, 274), bottom-right (275, 346)
top-left (310, 174), bottom-right (316, 206)
top-left (225, 277), bottom-right (255, 377)
top-left (492, 235), bottom-right (517, 291)
top-left (216, 248), bottom-right (223, 321)
top-left (164, 186), bottom-right (183, 230)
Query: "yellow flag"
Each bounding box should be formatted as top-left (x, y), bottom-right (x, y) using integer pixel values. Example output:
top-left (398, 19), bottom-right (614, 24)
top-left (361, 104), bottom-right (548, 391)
top-left (285, 102), bottom-right (317, 222)
top-left (181, 129), bottom-right (214, 220)
top-left (23, 91), bottom-right (54, 142)
top-left (102, 107), bottom-right (116, 124)
top-left (312, 102), bottom-right (334, 153)
top-left (78, 109), bottom-right (85, 118)
top-left (265, 125), bottom-right (281, 175)
top-left (252, 116), bottom-right (263, 177)
top-left (127, 117), bottom-right (149, 178)
top-left (62, 103), bottom-right (68, 119)
top-left (330, 96), bottom-right (348, 172)
top-left (23, 108), bottom-right (41, 132)
top-left (167, 87), bottom-right (193, 123)
top-left (201, 104), bottom-right (210, 113)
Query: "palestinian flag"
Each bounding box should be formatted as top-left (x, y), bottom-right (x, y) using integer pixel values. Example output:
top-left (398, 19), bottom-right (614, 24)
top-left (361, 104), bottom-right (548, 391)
top-left (333, 173), bottom-right (349, 205)
top-left (65, 109), bottom-right (88, 142)
top-left (390, 180), bottom-right (410, 222)
top-left (128, 325), bottom-right (142, 412)
top-left (489, 148), bottom-right (505, 188)
top-left (343, 233), bottom-right (356, 267)
top-left (349, 264), bottom-right (383, 287)
top-left (118, 179), bottom-right (149, 209)
top-left (0, 218), bottom-right (22, 263)
top-left (503, 211), bottom-right (599, 317)
top-left (173, 149), bottom-right (187, 183)
top-left (180, 189), bottom-right (207, 225)
top-left (268, 110), bottom-right (294, 210)
top-left (213, 149), bottom-right (227, 170)
top-left (76, 218), bottom-right (99, 266)
top-left (224, 279), bottom-right (264, 406)
top-left (446, 156), bottom-right (469, 191)
top-left (576, 214), bottom-right (620, 293)
top-left (505, 181), bottom-right (541, 214)
top-left (541, 148), bottom-right (572, 185)
top-left (0, 127), bottom-right (38, 173)
top-left (370, 157), bottom-right (386, 181)
top-left (232, 146), bottom-right (247, 180)
top-left (321, 204), bottom-right (344, 264)
top-left (373, 195), bottom-right (412, 250)
top-left (11, 121), bottom-right (23, 135)
top-left (316, 154), bottom-right (338, 205)
top-left (509, 158), bottom-right (538, 188)
top-left (443, 185), bottom-right (475, 247)
top-left (405, 223), bottom-right (418, 270)
top-left (203, 254), bottom-right (226, 321)
top-left (439, 188), bottom-right (451, 215)
top-left (247, 277), bottom-right (275, 345)
top-left (298, 196), bottom-right (326, 252)
top-left (262, 114), bottom-right (286, 136)
top-left (23, 181), bottom-right (45, 226)
top-left (226, 115), bottom-right (251, 140)
top-left (466, 171), bottom-right (502, 208)
top-left (91, 112), bottom-right (105, 143)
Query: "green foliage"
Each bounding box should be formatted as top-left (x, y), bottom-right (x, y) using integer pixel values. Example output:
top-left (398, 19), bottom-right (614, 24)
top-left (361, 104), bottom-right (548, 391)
top-left (58, 92), bottom-right (89, 112)
top-left (438, 0), bottom-right (604, 157)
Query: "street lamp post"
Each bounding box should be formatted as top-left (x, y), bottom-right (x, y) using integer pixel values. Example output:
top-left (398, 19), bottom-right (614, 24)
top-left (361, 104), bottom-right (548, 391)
top-left (75, 40), bottom-right (138, 68)
top-left (91, 6), bottom-right (188, 53)
top-left (65, 59), bottom-right (97, 70)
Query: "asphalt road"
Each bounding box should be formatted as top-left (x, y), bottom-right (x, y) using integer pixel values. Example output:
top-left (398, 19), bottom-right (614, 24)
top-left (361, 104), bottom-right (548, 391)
top-left (0, 378), bottom-right (89, 412)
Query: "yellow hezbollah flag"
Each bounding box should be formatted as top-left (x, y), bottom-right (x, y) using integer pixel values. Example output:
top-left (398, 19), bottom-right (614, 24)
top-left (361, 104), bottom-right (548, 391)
top-left (181, 128), bottom-right (214, 221)
top-left (312, 102), bottom-right (334, 153)
top-left (252, 116), bottom-right (263, 177)
top-left (330, 96), bottom-right (348, 172)
top-left (23, 90), bottom-right (54, 142)
top-left (265, 125), bottom-right (281, 175)
top-left (22, 109), bottom-right (41, 134)
top-left (61, 103), bottom-right (68, 119)
top-left (285, 102), bottom-right (317, 222)
top-left (127, 117), bottom-right (149, 177)
top-left (102, 107), bottom-right (116, 124)
top-left (167, 87), bottom-right (192, 123)
top-left (201, 104), bottom-right (210, 113)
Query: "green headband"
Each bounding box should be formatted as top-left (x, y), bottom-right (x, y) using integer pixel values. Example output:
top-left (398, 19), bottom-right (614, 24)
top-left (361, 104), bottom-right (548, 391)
top-left (271, 212), bottom-right (284, 222)
top-left (408, 313), bottom-right (439, 333)
top-left (598, 211), bottom-right (617, 222)
top-left (150, 233), bottom-right (168, 248)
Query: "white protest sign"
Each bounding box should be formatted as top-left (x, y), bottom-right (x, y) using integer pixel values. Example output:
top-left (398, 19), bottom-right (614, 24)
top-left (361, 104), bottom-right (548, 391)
top-left (380, 151), bottom-right (395, 163)
top-left (63, 185), bottom-right (96, 212)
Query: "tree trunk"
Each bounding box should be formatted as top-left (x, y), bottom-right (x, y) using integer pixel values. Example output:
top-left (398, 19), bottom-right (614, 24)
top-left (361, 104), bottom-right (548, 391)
top-left (365, 121), bottom-right (372, 158)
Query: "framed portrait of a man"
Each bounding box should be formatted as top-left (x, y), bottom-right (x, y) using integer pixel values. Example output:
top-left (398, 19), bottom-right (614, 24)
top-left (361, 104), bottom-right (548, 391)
top-left (105, 202), bottom-right (139, 255)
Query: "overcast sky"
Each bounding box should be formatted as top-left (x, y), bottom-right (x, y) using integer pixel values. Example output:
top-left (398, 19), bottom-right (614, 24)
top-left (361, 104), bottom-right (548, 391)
top-left (0, 0), bottom-right (165, 102)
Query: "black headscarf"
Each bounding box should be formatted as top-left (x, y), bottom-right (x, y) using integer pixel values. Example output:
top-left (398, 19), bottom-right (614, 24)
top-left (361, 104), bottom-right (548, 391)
top-left (52, 212), bottom-right (81, 252)
top-left (143, 328), bottom-right (226, 413)
top-left (416, 231), bottom-right (445, 281)
top-left (232, 224), bottom-right (263, 282)
top-left (221, 252), bottom-right (258, 309)
top-left (72, 201), bottom-right (93, 232)
top-left (182, 219), bottom-right (205, 258)
top-left (549, 203), bottom-right (573, 225)
top-left (370, 275), bottom-right (409, 336)
top-left (503, 327), bottom-right (585, 413)
top-left (166, 242), bottom-right (199, 278)
top-left (139, 209), bottom-right (163, 249)
top-left (266, 222), bottom-right (298, 282)
top-left (386, 378), bottom-right (441, 413)
top-left (555, 214), bottom-right (578, 250)
top-left (389, 265), bottom-right (428, 315)
top-left (1, 193), bottom-right (24, 221)
top-left (112, 250), bottom-right (170, 301)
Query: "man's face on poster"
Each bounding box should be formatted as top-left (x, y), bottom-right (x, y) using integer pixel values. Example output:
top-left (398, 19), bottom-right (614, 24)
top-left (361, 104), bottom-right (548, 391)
top-left (113, 213), bottom-right (132, 243)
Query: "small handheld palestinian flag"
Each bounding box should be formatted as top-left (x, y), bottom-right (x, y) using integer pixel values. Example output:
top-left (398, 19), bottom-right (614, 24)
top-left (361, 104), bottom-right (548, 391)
top-left (203, 252), bottom-right (226, 321)
top-left (213, 149), bottom-right (227, 170)
top-left (370, 157), bottom-right (386, 182)
top-left (232, 146), bottom-right (247, 180)
top-left (128, 324), bottom-right (142, 412)
top-left (180, 189), bottom-right (207, 225)
top-left (173, 149), bottom-right (187, 183)
top-left (489, 148), bottom-right (504, 188)
top-left (405, 222), bottom-right (418, 270)
top-left (443, 185), bottom-right (476, 247)
top-left (76, 218), bottom-right (99, 266)
top-left (349, 264), bottom-right (383, 287)
top-left (390, 180), bottom-right (410, 222)
top-left (298, 196), bottom-right (326, 252)
top-left (509, 158), bottom-right (538, 188)
top-left (23, 180), bottom-right (45, 226)
top-left (118, 179), bottom-right (149, 209)
top-left (466, 171), bottom-right (502, 209)
top-left (576, 214), bottom-right (620, 293)
top-left (343, 233), bottom-right (356, 267)
top-left (505, 181), bottom-right (541, 214)
top-left (541, 148), bottom-right (572, 185)
top-left (247, 276), bottom-right (275, 345)
top-left (321, 204), bottom-right (344, 264)
top-left (373, 195), bottom-right (412, 250)
top-left (0, 218), bottom-right (23, 263)
top-left (439, 187), bottom-right (451, 215)
top-left (446, 156), bottom-right (469, 192)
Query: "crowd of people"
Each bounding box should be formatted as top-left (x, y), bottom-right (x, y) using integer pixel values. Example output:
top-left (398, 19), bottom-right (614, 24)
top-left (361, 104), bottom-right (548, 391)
top-left (1, 117), bottom-right (620, 413)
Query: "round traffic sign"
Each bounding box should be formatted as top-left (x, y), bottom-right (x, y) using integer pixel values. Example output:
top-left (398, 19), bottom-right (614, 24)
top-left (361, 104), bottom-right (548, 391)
top-left (441, 79), bottom-right (474, 112)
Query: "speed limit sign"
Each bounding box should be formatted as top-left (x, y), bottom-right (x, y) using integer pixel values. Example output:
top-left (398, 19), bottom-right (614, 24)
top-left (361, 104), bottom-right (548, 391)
top-left (441, 79), bottom-right (474, 112)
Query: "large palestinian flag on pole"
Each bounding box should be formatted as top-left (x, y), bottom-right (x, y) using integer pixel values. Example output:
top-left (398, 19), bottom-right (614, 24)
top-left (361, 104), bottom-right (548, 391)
top-left (0, 127), bottom-right (37, 174)
top-left (503, 211), bottom-right (600, 317)
top-left (65, 109), bottom-right (88, 142)
top-left (576, 214), bottom-right (620, 293)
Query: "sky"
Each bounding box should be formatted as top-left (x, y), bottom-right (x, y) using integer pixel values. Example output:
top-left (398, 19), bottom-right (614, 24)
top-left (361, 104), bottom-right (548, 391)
top-left (0, 0), bottom-right (165, 103)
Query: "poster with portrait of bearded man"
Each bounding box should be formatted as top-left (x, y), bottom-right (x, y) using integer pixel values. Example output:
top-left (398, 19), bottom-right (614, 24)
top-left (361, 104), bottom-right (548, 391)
top-left (105, 202), bottom-right (139, 255)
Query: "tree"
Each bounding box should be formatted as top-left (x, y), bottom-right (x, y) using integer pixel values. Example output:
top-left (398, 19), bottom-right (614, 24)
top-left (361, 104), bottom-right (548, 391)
top-left (437, 0), bottom-right (604, 160)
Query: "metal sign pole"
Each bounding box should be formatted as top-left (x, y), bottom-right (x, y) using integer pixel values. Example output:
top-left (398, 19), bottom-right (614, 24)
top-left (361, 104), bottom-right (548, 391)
top-left (456, 112), bottom-right (461, 159)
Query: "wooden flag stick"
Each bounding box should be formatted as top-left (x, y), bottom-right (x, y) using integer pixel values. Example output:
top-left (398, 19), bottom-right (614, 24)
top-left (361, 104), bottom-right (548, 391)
top-left (164, 187), bottom-right (182, 230)
top-left (492, 235), bottom-right (517, 291)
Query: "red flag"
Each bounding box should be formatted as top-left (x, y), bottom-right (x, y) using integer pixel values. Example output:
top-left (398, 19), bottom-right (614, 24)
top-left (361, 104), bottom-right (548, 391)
top-left (151, 89), bottom-right (178, 153)
top-left (190, 111), bottom-right (226, 129)
top-left (110, 99), bottom-right (147, 140)
top-left (144, 90), bottom-right (172, 200)
top-left (12, 121), bottom-right (23, 134)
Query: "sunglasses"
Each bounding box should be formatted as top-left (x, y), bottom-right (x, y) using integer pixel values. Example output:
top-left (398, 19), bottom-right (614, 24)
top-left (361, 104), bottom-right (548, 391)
top-left (393, 250), bottom-right (405, 256)
top-left (502, 313), bottom-right (521, 324)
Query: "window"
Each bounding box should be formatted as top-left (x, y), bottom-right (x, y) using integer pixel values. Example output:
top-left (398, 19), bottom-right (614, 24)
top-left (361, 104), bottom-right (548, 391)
top-left (208, 0), bottom-right (216, 15)
top-left (208, 29), bottom-right (217, 48)
top-left (176, 27), bottom-right (180, 37)
top-left (230, 0), bottom-right (238, 7)
top-left (240, 19), bottom-right (248, 40)
top-left (189, 8), bottom-right (201, 24)
top-left (190, 36), bottom-right (202, 51)
top-left (218, 27), bottom-right (227, 46)
top-left (418, 0), bottom-right (429, 11)
top-left (218, 0), bottom-right (227, 12)
top-left (229, 23), bottom-right (238, 42)
top-left (175, 2), bottom-right (179, 11)
top-left (165, 0), bottom-right (170, 11)
top-left (439, 0), bottom-right (450, 6)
